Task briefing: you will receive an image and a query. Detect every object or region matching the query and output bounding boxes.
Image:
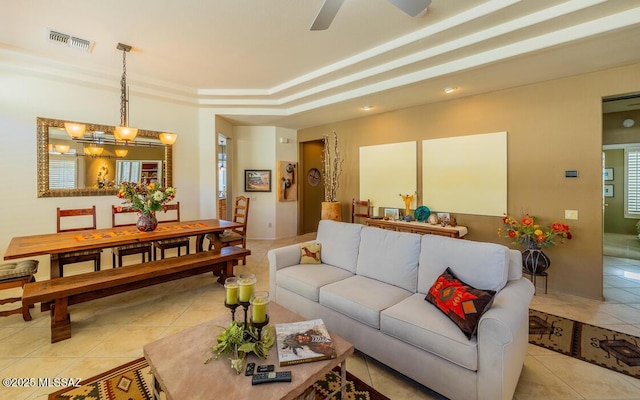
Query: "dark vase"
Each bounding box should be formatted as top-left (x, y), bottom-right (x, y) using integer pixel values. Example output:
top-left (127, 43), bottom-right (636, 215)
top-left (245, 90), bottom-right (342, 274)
top-left (137, 212), bottom-right (158, 232)
top-left (522, 247), bottom-right (551, 275)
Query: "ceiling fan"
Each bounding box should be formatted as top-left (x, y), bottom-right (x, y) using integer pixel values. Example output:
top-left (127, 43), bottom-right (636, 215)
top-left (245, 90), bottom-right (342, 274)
top-left (310, 0), bottom-right (432, 31)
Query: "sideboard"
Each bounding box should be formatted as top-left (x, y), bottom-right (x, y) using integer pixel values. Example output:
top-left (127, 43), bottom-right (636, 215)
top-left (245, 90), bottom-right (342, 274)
top-left (364, 218), bottom-right (468, 238)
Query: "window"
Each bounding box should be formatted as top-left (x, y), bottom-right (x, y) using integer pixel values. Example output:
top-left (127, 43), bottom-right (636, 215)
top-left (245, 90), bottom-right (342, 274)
top-left (625, 147), bottom-right (640, 218)
top-left (49, 158), bottom-right (77, 189)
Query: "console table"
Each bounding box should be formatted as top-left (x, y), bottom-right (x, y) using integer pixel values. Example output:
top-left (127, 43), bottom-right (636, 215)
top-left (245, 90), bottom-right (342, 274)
top-left (364, 218), bottom-right (468, 238)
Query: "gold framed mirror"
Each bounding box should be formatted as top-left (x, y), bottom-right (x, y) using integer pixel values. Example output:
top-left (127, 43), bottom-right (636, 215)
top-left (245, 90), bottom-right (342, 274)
top-left (37, 117), bottom-right (174, 197)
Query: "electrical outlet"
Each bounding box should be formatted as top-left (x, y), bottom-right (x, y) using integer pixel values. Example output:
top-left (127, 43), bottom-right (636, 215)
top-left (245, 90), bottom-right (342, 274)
top-left (268, 223), bottom-right (272, 228)
top-left (565, 210), bottom-right (578, 220)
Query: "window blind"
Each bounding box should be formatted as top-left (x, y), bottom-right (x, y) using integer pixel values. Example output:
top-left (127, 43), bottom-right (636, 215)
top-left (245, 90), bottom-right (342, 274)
top-left (49, 158), bottom-right (77, 189)
top-left (625, 147), bottom-right (640, 217)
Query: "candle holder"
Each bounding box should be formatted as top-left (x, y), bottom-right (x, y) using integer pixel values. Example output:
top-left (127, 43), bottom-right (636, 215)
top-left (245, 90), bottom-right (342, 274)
top-left (224, 277), bottom-right (240, 320)
top-left (250, 291), bottom-right (270, 341)
top-left (250, 315), bottom-right (270, 341)
top-left (239, 301), bottom-right (250, 331)
top-left (224, 301), bottom-right (240, 321)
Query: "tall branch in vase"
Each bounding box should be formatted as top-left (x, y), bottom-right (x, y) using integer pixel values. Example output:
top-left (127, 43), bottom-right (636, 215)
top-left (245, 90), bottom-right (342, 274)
top-left (321, 131), bottom-right (343, 202)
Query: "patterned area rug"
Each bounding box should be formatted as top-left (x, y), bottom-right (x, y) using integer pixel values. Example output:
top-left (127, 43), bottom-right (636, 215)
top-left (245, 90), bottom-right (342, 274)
top-left (529, 309), bottom-right (640, 379)
top-left (49, 358), bottom-right (389, 400)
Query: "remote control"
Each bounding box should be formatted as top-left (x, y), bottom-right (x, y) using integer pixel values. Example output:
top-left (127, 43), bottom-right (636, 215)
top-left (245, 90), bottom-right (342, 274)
top-left (251, 371), bottom-right (292, 385)
top-left (257, 364), bottom-right (274, 373)
top-left (245, 362), bottom-right (255, 376)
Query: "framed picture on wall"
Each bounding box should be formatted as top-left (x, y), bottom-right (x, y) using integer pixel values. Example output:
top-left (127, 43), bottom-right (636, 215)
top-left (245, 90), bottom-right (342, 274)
top-left (604, 184), bottom-right (614, 198)
top-left (245, 170), bottom-right (271, 192)
top-left (604, 168), bottom-right (614, 181)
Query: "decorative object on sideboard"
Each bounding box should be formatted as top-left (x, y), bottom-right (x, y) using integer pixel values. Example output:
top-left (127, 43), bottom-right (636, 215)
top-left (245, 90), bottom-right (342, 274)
top-left (399, 192), bottom-right (416, 220)
top-left (499, 213), bottom-right (572, 275)
top-left (414, 205), bottom-right (430, 222)
top-left (321, 131), bottom-right (343, 221)
top-left (427, 213), bottom-right (439, 224)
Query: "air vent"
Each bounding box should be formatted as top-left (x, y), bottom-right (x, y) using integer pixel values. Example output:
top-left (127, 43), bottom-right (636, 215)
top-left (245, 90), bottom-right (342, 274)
top-left (46, 28), bottom-right (95, 53)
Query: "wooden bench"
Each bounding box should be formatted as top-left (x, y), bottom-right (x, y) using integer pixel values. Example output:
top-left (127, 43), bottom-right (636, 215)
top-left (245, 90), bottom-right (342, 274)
top-left (22, 246), bottom-right (250, 343)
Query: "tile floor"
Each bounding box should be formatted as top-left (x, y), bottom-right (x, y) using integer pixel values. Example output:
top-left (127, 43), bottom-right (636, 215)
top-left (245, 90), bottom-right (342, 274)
top-left (1, 235), bottom-right (640, 399)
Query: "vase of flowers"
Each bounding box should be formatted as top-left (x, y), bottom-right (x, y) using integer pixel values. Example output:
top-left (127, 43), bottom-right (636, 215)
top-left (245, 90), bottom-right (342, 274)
top-left (116, 182), bottom-right (176, 232)
top-left (498, 213), bottom-right (572, 275)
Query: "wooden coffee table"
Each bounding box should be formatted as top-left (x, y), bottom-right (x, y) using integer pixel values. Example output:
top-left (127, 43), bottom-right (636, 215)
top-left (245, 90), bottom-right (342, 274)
top-left (143, 302), bottom-right (354, 400)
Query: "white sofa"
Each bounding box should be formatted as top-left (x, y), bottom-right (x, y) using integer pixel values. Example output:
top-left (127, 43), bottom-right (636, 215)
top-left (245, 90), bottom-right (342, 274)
top-left (268, 220), bottom-right (534, 400)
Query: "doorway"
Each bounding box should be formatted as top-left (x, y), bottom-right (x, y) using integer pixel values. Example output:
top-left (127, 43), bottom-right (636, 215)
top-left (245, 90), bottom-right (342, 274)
top-left (300, 140), bottom-right (324, 234)
top-left (218, 134), bottom-right (230, 220)
top-left (602, 94), bottom-right (640, 260)
top-left (602, 93), bottom-right (640, 303)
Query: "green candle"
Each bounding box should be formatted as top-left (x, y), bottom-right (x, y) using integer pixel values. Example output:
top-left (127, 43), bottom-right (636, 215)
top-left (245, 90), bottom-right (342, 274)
top-left (225, 281), bottom-right (238, 305)
top-left (224, 277), bottom-right (239, 305)
top-left (238, 273), bottom-right (256, 302)
top-left (251, 292), bottom-right (269, 323)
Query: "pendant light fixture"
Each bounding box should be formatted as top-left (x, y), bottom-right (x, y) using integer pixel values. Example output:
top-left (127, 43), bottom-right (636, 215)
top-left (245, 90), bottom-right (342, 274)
top-left (64, 122), bottom-right (86, 138)
top-left (114, 43), bottom-right (138, 142)
top-left (115, 149), bottom-right (129, 157)
top-left (159, 132), bottom-right (177, 145)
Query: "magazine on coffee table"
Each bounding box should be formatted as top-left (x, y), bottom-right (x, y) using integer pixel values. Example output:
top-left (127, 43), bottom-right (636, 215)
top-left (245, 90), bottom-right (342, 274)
top-left (275, 319), bottom-right (337, 366)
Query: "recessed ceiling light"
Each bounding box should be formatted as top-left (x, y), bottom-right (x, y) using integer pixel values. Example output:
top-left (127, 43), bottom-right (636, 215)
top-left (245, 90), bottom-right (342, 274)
top-left (623, 118), bottom-right (635, 128)
top-left (361, 105), bottom-right (373, 111)
top-left (443, 87), bottom-right (457, 94)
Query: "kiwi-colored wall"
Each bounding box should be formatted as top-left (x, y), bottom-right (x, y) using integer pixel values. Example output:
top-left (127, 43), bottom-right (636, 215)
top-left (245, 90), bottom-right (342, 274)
top-left (299, 62), bottom-right (640, 300)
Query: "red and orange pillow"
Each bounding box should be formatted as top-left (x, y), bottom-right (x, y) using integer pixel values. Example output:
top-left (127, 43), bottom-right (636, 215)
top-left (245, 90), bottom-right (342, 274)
top-left (425, 267), bottom-right (496, 339)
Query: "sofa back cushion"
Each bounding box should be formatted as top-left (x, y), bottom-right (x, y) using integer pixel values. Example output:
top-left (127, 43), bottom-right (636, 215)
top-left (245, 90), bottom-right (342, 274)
top-left (316, 220), bottom-right (363, 273)
top-left (356, 227), bottom-right (421, 292)
top-left (417, 235), bottom-right (509, 293)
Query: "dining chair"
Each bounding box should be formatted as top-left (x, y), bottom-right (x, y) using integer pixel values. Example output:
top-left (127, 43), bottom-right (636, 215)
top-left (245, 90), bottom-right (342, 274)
top-left (56, 206), bottom-right (102, 277)
top-left (153, 202), bottom-right (190, 260)
top-left (0, 259), bottom-right (38, 321)
top-left (351, 198), bottom-right (371, 223)
top-left (207, 196), bottom-right (250, 264)
top-left (111, 206), bottom-right (153, 267)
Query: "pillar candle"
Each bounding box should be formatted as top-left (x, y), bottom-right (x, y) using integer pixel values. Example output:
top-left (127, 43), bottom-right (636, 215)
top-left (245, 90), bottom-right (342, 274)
top-left (251, 292), bottom-right (269, 323)
top-left (224, 277), bottom-right (239, 305)
top-left (238, 273), bottom-right (256, 302)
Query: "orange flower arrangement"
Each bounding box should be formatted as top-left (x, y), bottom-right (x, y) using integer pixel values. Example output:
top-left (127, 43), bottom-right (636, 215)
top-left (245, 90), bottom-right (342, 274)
top-left (499, 213), bottom-right (572, 250)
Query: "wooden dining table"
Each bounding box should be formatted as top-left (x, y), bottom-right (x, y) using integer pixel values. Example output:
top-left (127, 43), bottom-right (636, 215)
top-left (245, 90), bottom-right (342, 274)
top-left (3, 219), bottom-right (243, 279)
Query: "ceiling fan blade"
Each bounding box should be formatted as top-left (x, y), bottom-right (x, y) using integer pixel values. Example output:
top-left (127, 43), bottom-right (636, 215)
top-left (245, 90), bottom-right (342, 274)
top-left (388, 0), bottom-right (432, 17)
top-left (310, 0), bottom-right (345, 31)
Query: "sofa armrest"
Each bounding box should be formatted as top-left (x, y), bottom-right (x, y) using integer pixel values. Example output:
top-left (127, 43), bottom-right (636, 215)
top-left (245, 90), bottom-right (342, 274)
top-left (477, 278), bottom-right (534, 400)
top-left (268, 243), bottom-right (303, 300)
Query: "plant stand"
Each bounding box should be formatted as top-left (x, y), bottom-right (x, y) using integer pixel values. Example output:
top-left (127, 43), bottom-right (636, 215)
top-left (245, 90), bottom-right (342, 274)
top-left (523, 270), bottom-right (548, 295)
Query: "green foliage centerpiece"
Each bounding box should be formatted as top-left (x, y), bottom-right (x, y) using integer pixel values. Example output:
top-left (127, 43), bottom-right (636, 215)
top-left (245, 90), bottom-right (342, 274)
top-left (206, 274), bottom-right (275, 374)
top-left (206, 321), bottom-right (275, 374)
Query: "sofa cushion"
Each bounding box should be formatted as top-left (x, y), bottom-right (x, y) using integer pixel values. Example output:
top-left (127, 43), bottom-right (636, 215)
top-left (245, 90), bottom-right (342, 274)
top-left (356, 227), bottom-right (420, 292)
top-left (320, 275), bottom-right (412, 329)
top-left (381, 293), bottom-right (479, 371)
top-left (316, 220), bottom-right (363, 273)
top-left (425, 268), bottom-right (496, 339)
top-left (277, 264), bottom-right (354, 302)
top-left (300, 242), bottom-right (322, 264)
top-left (417, 235), bottom-right (509, 294)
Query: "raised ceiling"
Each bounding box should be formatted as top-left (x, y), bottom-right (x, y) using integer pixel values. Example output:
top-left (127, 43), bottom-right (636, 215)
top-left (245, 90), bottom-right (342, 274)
top-left (2, 0), bottom-right (640, 129)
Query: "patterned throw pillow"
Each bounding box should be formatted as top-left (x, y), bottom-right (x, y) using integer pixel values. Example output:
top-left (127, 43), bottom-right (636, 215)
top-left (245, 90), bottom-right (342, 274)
top-left (300, 242), bottom-right (322, 264)
top-left (425, 267), bottom-right (496, 339)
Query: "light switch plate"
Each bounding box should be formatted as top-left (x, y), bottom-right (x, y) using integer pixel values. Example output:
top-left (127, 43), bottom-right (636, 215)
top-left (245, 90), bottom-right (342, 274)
top-left (565, 210), bottom-right (578, 220)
